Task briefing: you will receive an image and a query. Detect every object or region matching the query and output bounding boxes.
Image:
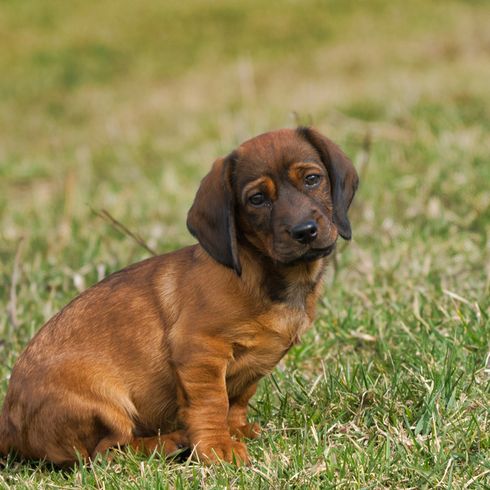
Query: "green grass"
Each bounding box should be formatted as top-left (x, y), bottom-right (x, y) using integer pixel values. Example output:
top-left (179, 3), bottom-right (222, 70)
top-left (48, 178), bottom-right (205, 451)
top-left (1, 0), bottom-right (489, 488)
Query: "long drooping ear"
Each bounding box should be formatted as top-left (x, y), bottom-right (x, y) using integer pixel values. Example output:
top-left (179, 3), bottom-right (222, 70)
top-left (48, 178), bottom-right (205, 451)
top-left (186, 154), bottom-right (241, 275)
top-left (298, 126), bottom-right (359, 240)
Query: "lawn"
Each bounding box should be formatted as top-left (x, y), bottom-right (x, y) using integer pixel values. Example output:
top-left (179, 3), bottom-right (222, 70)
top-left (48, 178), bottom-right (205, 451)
top-left (0, 0), bottom-right (489, 488)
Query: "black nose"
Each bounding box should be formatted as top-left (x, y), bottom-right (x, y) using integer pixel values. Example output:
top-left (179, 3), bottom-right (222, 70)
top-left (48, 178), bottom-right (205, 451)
top-left (290, 220), bottom-right (318, 244)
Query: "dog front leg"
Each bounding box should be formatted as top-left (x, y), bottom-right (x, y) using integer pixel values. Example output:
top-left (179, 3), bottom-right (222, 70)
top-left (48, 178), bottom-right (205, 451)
top-left (175, 344), bottom-right (250, 465)
top-left (228, 383), bottom-right (261, 440)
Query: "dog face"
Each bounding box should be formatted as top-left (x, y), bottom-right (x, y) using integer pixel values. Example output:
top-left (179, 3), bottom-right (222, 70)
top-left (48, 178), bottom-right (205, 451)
top-left (187, 127), bottom-right (359, 275)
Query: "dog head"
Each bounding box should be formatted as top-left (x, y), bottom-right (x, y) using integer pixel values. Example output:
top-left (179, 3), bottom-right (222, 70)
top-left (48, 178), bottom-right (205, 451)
top-left (187, 127), bottom-right (359, 275)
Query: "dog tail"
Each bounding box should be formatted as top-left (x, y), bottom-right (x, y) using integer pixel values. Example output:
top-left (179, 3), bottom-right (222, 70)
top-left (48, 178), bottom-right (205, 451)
top-left (0, 411), bottom-right (11, 456)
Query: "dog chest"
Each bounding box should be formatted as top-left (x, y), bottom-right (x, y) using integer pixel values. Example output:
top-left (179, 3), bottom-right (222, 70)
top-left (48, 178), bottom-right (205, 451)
top-left (226, 306), bottom-right (311, 395)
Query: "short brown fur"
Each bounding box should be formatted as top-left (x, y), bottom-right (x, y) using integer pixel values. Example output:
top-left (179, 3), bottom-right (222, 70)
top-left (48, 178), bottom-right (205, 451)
top-left (0, 127), bottom-right (358, 465)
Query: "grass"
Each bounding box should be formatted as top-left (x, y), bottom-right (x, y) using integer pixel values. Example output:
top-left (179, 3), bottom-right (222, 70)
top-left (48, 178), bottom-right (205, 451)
top-left (1, 0), bottom-right (489, 488)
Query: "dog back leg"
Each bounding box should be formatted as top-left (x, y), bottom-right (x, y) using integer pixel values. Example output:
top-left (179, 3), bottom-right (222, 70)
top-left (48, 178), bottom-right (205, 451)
top-left (9, 396), bottom-right (135, 466)
top-left (86, 406), bottom-right (135, 461)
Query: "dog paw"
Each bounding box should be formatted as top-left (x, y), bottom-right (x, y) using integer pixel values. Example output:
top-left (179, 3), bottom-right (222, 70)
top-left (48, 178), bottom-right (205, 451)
top-left (230, 422), bottom-right (261, 440)
top-left (131, 429), bottom-right (189, 456)
top-left (195, 439), bottom-right (250, 466)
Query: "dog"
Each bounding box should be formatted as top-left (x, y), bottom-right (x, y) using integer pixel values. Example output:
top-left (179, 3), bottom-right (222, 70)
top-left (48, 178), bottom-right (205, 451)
top-left (0, 127), bottom-right (358, 466)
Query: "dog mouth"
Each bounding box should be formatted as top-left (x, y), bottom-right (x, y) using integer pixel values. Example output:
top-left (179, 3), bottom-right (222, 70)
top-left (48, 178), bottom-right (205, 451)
top-left (279, 243), bottom-right (336, 265)
top-left (300, 244), bottom-right (336, 261)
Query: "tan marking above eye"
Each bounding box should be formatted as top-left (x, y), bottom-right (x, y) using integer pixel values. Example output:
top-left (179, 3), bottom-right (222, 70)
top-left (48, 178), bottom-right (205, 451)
top-left (242, 176), bottom-right (277, 203)
top-left (288, 162), bottom-right (325, 186)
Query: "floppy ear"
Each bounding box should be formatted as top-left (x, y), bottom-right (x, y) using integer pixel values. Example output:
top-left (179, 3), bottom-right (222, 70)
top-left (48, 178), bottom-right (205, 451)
top-left (186, 154), bottom-right (241, 275)
top-left (298, 126), bottom-right (359, 240)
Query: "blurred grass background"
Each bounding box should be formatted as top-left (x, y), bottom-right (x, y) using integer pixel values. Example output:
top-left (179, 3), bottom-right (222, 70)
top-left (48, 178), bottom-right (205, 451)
top-left (1, 0), bottom-right (489, 488)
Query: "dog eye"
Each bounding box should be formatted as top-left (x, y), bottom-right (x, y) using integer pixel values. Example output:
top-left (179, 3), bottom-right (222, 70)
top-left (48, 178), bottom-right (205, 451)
top-left (248, 192), bottom-right (266, 207)
top-left (304, 174), bottom-right (322, 188)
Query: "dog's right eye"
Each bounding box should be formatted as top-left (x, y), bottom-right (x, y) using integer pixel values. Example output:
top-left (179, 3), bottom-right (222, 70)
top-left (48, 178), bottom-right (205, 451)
top-left (249, 192), bottom-right (266, 207)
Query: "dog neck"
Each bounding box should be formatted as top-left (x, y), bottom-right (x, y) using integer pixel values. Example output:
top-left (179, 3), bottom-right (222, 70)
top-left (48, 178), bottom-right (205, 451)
top-left (238, 245), bottom-right (327, 310)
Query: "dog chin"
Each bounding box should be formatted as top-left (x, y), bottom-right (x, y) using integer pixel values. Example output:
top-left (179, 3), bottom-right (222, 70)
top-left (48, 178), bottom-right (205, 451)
top-left (277, 244), bottom-right (336, 266)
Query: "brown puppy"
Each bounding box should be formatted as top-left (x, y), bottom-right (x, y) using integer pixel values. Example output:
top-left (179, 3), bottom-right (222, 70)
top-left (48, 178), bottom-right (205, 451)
top-left (0, 127), bottom-right (358, 466)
